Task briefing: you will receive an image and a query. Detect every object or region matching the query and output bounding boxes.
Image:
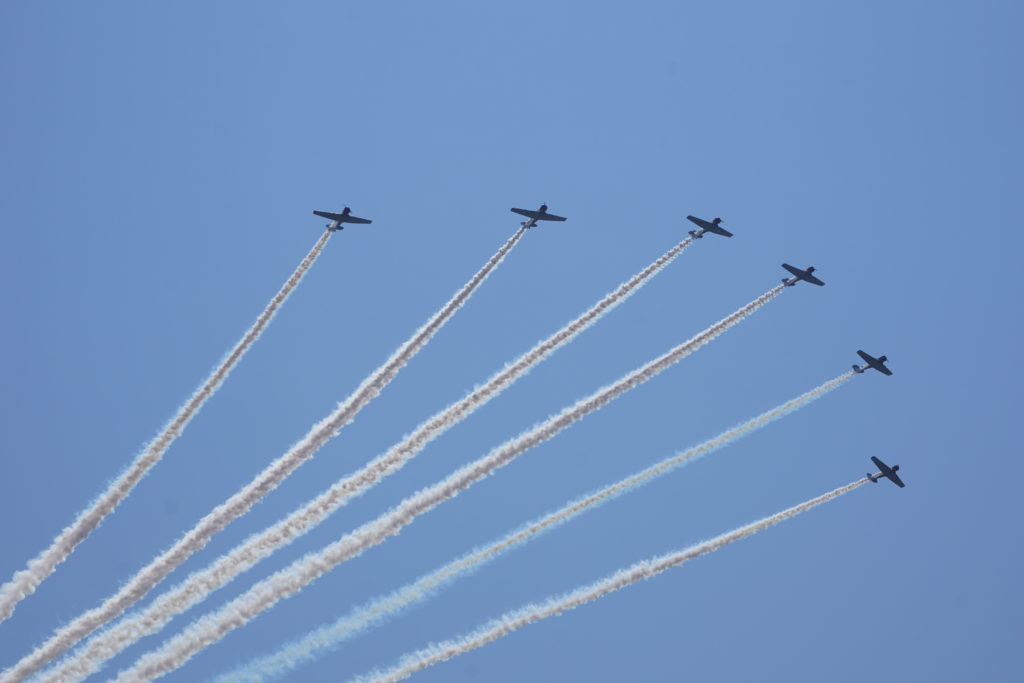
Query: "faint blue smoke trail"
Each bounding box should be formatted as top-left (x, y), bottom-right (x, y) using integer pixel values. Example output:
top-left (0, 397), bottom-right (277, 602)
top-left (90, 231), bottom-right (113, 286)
top-left (111, 284), bottom-right (785, 683)
top-left (37, 234), bottom-right (699, 683)
top-left (217, 371), bottom-right (852, 683)
top-left (357, 478), bottom-right (870, 683)
top-left (0, 231), bottom-right (332, 624)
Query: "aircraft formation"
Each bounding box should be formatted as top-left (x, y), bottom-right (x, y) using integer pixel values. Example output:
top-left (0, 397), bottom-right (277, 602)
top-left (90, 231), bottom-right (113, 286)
top-left (0, 203), bottom-right (905, 683)
top-left (314, 203), bottom-right (902, 476)
top-left (310, 204), bottom-right (906, 492)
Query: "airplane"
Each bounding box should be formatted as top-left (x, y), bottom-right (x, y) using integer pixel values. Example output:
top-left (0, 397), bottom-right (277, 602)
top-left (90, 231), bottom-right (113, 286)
top-left (867, 455), bottom-right (905, 488)
top-left (853, 350), bottom-right (893, 376)
top-left (781, 263), bottom-right (825, 287)
top-left (312, 207), bottom-right (373, 231)
top-left (510, 203), bottom-right (567, 228)
top-left (685, 215), bottom-right (733, 239)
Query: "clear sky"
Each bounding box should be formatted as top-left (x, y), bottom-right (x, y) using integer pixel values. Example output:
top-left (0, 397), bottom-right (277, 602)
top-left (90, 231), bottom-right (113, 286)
top-left (1, 2), bottom-right (1021, 681)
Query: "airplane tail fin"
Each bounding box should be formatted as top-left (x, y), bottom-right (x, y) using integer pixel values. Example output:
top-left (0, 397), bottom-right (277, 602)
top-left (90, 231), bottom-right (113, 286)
top-left (867, 473), bottom-right (878, 483)
top-left (688, 230), bottom-right (701, 238)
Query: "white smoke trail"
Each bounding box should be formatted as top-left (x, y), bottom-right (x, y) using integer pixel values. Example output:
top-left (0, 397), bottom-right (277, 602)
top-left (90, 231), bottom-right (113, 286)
top-left (111, 284), bottom-right (785, 683)
top-left (35, 235), bottom-right (697, 683)
top-left (215, 370), bottom-right (854, 683)
top-left (0, 228), bottom-right (525, 683)
top-left (0, 231), bottom-right (332, 625)
top-left (357, 478), bottom-right (869, 683)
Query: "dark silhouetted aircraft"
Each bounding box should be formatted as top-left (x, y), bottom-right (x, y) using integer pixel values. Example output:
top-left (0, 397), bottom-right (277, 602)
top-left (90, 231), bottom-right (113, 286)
top-left (510, 204), bottom-right (567, 228)
top-left (853, 350), bottom-right (893, 376)
top-left (313, 207), bottom-right (373, 232)
top-left (868, 456), bottom-right (905, 488)
top-left (781, 263), bottom-right (825, 287)
top-left (686, 215), bottom-right (733, 239)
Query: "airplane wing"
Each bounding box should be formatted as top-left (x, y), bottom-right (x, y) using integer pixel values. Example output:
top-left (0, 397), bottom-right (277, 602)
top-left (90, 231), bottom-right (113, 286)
top-left (858, 350), bottom-right (892, 375)
top-left (802, 271), bottom-right (825, 286)
top-left (511, 208), bottom-right (567, 222)
top-left (313, 210), bottom-right (345, 221)
top-left (686, 216), bottom-right (730, 236)
top-left (343, 215), bottom-right (372, 224)
top-left (871, 456), bottom-right (905, 487)
top-left (686, 216), bottom-right (711, 229)
top-left (781, 263), bottom-right (826, 286)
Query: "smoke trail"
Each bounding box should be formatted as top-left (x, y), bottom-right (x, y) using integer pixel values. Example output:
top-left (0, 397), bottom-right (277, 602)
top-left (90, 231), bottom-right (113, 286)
top-left (0, 228), bottom-right (525, 683)
top-left (215, 371), bottom-right (853, 683)
top-left (111, 284), bottom-right (785, 683)
top-left (0, 232), bottom-right (331, 625)
top-left (35, 235), bottom-right (698, 683)
top-left (358, 478), bottom-right (869, 683)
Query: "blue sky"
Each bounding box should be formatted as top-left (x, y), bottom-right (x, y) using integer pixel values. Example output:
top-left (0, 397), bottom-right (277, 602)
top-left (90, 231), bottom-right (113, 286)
top-left (1, 2), bottom-right (1021, 681)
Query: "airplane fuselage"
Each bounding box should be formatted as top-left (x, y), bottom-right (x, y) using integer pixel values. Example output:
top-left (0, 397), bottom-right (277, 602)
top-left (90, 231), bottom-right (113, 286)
top-left (685, 216), bottom-right (731, 239)
top-left (868, 457), bottom-right (904, 487)
top-left (780, 264), bottom-right (824, 287)
top-left (852, 363), bottom-right (884, 374)
top-left (313, 207), bottom-right (371, 231)
top-left (522, 204), bottom-right (547, 228)
top-left (510, 204), bottom-right (566, 228)
top-left (853, 351), bottom-right (892, 376)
